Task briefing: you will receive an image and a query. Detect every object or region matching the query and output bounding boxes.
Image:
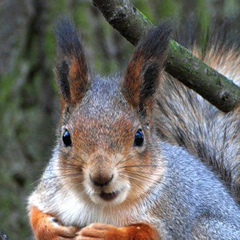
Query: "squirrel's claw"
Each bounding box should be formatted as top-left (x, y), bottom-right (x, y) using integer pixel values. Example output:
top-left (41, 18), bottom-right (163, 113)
top-left (29, 206), bottom-right (79, 240)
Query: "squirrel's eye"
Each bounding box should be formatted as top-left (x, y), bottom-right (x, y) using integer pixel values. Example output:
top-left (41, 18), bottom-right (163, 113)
top-left (134, 129), bottom-right (144, 147)
top-left (62, 130), bottom-right (72, 147)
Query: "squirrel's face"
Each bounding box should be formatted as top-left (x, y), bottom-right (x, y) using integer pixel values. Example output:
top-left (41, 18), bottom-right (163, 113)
top-left (55, 20), bottom-right (170, 207)
top-left (57, 78), bottom-right (165, 206)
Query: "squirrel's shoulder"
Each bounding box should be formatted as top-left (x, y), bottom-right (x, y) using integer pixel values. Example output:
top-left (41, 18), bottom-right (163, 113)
top-left (160, 142), bottom-right (238, 204)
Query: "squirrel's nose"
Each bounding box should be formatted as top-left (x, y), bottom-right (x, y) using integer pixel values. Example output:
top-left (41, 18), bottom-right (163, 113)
top-left (90, 173), bottom-right (114, 187)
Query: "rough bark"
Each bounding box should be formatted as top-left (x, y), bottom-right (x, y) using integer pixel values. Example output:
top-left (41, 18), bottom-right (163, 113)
top-left (92, 0), bottom-right (240, 112)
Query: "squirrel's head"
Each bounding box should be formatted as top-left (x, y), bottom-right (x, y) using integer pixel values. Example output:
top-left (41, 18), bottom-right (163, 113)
top-left (55, 19), bottom-right (171, 207)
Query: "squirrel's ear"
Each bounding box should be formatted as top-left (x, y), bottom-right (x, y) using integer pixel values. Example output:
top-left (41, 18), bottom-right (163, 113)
top-left (122, 23), bottom-right (171, 110)
top-left (55, 18), bottom-right (90, 108)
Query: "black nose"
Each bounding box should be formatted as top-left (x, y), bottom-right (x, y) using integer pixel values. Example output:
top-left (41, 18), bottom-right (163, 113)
top-left (90, 173), bottom-right (114, 187)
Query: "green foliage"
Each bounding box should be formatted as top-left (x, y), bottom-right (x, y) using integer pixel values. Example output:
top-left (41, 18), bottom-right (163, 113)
top-left (157, 0), bottom-right (181, 20)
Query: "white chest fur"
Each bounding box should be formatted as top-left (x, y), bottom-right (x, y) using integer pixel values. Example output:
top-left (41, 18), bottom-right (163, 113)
top-left (50, 188), bottom-right (149, 228)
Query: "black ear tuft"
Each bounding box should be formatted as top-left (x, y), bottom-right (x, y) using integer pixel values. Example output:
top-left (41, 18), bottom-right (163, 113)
top-left (56, 18), bottom-right (82, 59)
top-left (138, 22), bottom-right (172, 62)
top-left (55, 18), bottom-right (90, 107)
top-left (56, 60), bottom-right (70, 102)
top-left (123, 22), bottom-right (172, 110)
top-left (141, 63), bottom-right (160, 102)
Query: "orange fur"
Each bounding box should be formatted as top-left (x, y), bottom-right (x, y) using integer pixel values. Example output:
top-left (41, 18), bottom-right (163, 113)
top-left (69, 57), bottom-right (89, 105)
top-left (77, 223), bottom-right (160, 240)
top-left (124, 55), bottom-right (145, 108)
top-left (30, 206), bottom-right (160, 239)
top-left (29, 206), bottom-right (79, 240)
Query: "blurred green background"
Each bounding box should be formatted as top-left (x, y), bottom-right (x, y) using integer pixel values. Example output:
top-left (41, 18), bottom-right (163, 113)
top-left (0, 0), bottom-right (239, 239)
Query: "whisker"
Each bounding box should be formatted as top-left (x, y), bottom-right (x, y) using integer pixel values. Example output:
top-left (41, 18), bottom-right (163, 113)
top-left (116, 153), bottom-right (135, 167)
top-left (119, 164), bottom-right (163, 169)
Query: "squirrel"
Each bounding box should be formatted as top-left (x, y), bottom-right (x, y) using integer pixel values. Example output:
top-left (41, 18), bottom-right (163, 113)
top-left (28, 19), bottom-right (240, 240)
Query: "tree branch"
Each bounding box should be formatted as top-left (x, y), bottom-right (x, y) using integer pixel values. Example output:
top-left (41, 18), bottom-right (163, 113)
top-left (92, 0), bottom-right (240, 112)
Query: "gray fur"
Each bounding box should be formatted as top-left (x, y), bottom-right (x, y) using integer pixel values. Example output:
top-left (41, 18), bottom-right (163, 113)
top-left (150, 142), bottom-right (240, 239)
top-left (156, 76), bottom-right (240, 202)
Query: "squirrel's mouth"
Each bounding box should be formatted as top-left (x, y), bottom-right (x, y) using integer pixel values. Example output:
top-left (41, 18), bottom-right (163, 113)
top-left (99, 190), bottom-right (120, 201)
top-left (88, 184), bottom-right (130, 205)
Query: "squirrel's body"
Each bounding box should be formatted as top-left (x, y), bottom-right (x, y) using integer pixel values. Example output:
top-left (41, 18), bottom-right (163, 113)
top-left (29, 140), bottom-right (240, 239)
top-left (28, 20), bottom-right (240, 239)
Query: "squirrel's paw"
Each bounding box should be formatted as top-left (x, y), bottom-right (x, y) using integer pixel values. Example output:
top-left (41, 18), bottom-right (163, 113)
top-left (75, 223), bottom-right (125, 240)
top-left (30, 206), bottom-right (79, 240)
top-left (75, 223), bottom-right (160, 240)
top-left (47, 217), bottom-right (79, 240)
